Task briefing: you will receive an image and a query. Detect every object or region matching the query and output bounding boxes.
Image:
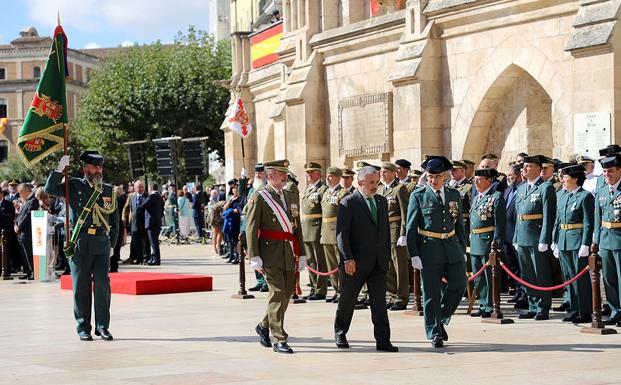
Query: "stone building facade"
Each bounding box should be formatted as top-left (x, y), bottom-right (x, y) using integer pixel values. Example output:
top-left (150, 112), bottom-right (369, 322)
top-left (224, 0), bottom-right (621, 182)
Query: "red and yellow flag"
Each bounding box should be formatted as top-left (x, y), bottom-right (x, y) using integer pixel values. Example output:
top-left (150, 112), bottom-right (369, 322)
top-left (250, 22), bottom-right (283, 69)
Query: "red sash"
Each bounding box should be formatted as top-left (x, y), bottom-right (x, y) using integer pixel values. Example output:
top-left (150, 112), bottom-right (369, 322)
top-left (258, 229), bottom-right (301, 256)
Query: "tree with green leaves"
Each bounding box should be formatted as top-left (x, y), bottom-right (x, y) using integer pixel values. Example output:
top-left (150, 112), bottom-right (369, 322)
top-left (75, 26), bottom-right (231, 184)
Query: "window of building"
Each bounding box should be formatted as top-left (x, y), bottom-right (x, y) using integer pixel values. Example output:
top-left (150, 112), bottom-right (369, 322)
top-left (0, 68), bottom-right (5, 80)
top-left (0, 98), bottom-right (6, 117)
top-left (33, 66), bottom-right (41, 79)
top-left (0, 140), bottom-right (8, 163)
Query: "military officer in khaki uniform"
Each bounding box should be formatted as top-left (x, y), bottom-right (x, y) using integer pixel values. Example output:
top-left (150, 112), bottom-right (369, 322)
top-left (463, 159), bottom-right (475, 183)
top-left (341, 168), bottom-right (356, 194)
top-left (379, 161), bottom-right (410, 310)
top-left (320, 167), bottom-right (351, 303)
top-left (248, 159), bottom-right (305, 354)
top-left (395, 159), bottom-right (418, 195)
top-left (285, 171), bottom-right (300, 198)
top-left (301, 162), bottom-right (328, 300)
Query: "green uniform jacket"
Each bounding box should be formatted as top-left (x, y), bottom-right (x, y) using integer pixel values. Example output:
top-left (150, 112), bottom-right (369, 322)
top-left (320, 185), bottom-right (350, 245)
top-left (512, 178), bottom-right (556, 246)
top-left (44, 171), bottom-right (119, 247)
top-left (378, 179), bottom-right (409, 243)
top-left (594, 182), bottom-right (621, 250)
top-left (406, 186), bottom-right (467, 264)
top-left (246, 186), bottom-right (304, 271)
top-left (469, 190), bottom-right (506, 256)
top-left (553, 187), bottom-right (594, 251)
top-left (454, 179), bottom-right (473, 234)
top-left (301, 181), bottom-right (327, 242)
top-left (400, 177), bottom-right (418, 196)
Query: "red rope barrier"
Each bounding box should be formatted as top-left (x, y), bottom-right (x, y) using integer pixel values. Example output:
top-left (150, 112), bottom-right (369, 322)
top-left (467, 263), bottom-right (489, 283)
top-left (306, 264), bottom-right (339, 277)
top-left (500, 262), bottom-right (590, 291)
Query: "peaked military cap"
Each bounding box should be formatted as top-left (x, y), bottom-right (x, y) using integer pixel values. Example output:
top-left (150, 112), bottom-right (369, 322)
top-left (474, 168), bottom-right (499, 178)
top-left (557, 162), bottom-right (574, 171)
top-left (599, 144), bottom-right (621, 157)
top-left (254, 163), bottom-right (265, 172)
top-left (326, 166), bottom-right (343, 177)
top-left (541, 157), bottom-right (555, 168)
top-left (421, 156), bottom-right (453, 174)
top-left (342, 168), bottom-right (355, 177)
top-left (451, 160), bottom-right (467, 169)
top-left (264, 159), bottom-right (290, 172)
top-left (600, 155), bottom-right (621, 169)
top-left (410, 169), bottom-right (423, 177)
top-left (304, 162), bottom-right (322, 172)
top-left (560, 164), bottom-right (585, 176)
top-left (8, 178), bottom-right (19, 186)
top-left (576, 155), bottom-right (594, 164)
top-left (523, 155), bottom-right (547, 166)
top-left (462, 159), bottom-right (475, 166)
top-left (481, 153), bottom-right (499, 160)
top-left (395, 159), bottom-right (411, 168)
top-left (79, 150), bottom-right (104, 166)
top-left (381, 162), bottom-right (397, 172)
top-left (355, 161), bottom-right (380, 171)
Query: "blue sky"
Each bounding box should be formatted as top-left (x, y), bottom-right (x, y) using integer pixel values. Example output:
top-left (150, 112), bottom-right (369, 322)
top-left (0, 0), bottom-right (213, 49)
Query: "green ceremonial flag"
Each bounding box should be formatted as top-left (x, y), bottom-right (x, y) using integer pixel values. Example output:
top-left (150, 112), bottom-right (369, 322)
top-left (16, 25), bottom-right (68, 166)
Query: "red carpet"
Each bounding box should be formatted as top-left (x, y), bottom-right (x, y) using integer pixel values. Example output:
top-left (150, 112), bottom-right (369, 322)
top-left (60, 272), bottom-right (213, 295)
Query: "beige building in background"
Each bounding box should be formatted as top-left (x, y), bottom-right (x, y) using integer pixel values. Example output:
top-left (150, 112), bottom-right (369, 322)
top-left (223, 0), bottom-right (621, 183)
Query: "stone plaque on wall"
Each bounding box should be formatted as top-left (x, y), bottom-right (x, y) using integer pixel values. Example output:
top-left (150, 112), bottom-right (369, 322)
top-left (338, 92), bottom-right (393, 157)
top-left (573, 112), bottom-right (611, 157)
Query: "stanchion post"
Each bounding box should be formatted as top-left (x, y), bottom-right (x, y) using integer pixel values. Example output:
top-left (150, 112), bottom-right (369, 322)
top-left (405, 269), bottom-right (424, 316)
top-left (482, 242), bottom-right (513, 325)
top-left (1, 229), bottom-right (12, 280)
top-left (582, 246), bottom-right (616, 335)
top-left (232, 241), bottom-right (254, 299)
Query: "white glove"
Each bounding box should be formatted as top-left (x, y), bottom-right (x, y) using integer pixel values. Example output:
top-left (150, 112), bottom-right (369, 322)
top-left (56, 155), bottom-right (70, 172)
top-left (579, 245), bottom-right (590, 258)
top-left (538, 243), bottom-right (548, 252)
top-left (250, 256), bottom-right (263, 270)
top-left (397, 236), bottom-right (407, 247)
top-left (553, 248), bottom-right (559, 259)
top-left (298, 255), bottom-right (307, 272)
top-left (464, 254), bottom-right (468, 262)
top-left (241, 168), bottom-right (248, 178)
top-left (513, 243), bottom-right (518, 250)
top-left (411, 256), bottom-right (422, 270)
top-left (551, 243), bottom-right (557, 252)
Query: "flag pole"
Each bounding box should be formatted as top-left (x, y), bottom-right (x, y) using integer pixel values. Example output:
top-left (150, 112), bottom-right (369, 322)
top-left (58, 13), bottom-right (70, 248)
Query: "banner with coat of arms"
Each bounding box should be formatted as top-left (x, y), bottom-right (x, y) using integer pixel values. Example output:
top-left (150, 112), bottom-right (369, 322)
top-left (227, 98), bottom-right (253, 139)
top-left (16, 25), bottom-right (69, 165)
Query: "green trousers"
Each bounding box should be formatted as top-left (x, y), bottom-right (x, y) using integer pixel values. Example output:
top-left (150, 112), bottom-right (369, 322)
top-left (386, 244), bottom-right (410, 305)
top-left (304, 241), bottom-right (327, 296)
top-left (420, 260), bottom-right (467, 340)
top-left (558, 250), bottom-right (592, 316)
top-left (261, 266), bottom-right (295, 342)
top-left (322, 244), bottom-right (340, 293)
top-left (600, 249), bottom-right (621, 320)
top-left (516, 246), bottom-right (551, 314)
top-left (69, 232), bottom-right (111, 334)
top-left (471, 254), bottom-right (492, 313)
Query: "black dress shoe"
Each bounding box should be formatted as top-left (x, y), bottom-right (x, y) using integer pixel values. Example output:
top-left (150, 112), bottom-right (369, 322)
top-left (440, 324), bottom-right (448, 341)
top-left (78, 331), bottom-right (93, 341)
top-left (255, 324), bottom-right (272, 347)
top-left (470, 310), bottom-right (484, 317)
top-left (109, 268), bottom-right (118, 273)
top-left (307, 294), bottom-right (326, 301)
top-left (602, 304), bottom-right (612, 316)
top-left (534, 313), bottom-right (549, 321)
top-left (518, 312), bottom-right (536, 319)
top-left (18, 274), bottom-right (33, 280)
top-left (562, 313), bottom-right (578, 322)
top-left (431, 336), bottom-right (444, 348)
top-left (248, 285), bottom-right (262, 292)
top-left (356, 297), bottom-right (368, 305)
top-left (514, 301), bottom-right (529, 310)
top-left (390, 303), bottom-right (407, 311)
top-left (273, 341), bottom-right (294, 354)
top-left (147, 260), bottom-right (160, 266)
top-left (572, 315), bottom-right (592, 324)
top-left (332, 297), bottom-right (339, 304)
top-left (260, 286), bottom-right (269, 292)
top-left (336, 334), bottom-right (349, 349)
top-left (604, 317), bottom-right (620, 326)
top-left (376, 343), bottom-right (398, 352)
top-left (326, 295), bottom-right (338, 303)
top-left (94, 328), bottom-right (113, 341)
top-left (481, 312), bottom-right (492, 318)
top-left (553, 302), bottom-right (570, 312)
top-left (386, 302), bottom-right (394, 310)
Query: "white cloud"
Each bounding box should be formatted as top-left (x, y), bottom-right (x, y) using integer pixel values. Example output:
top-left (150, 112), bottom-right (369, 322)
top-left (120, 40), bottom-right (135, 47)
top-left (83, 42), bottom-right (101, 49)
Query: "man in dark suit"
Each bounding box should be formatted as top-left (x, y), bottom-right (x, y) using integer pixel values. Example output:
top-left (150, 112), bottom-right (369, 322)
top-left (0, 189), bottom-right (15, 277)
top-left (122, 180), bottom-right (148, 264)
top-left (15, 183), bottom-right (39, 280)
top-left (192, 184), bottom-right (206, 240)
top-left (139, 183), bottom-right (164, 265)
top-left (504, 164), bottom-right (527, 306)
top-left (334, 165), bottom-right (397, 352)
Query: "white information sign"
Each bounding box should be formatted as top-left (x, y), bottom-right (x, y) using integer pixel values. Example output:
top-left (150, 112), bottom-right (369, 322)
top-left (573, 112), bottom-right (611, 157)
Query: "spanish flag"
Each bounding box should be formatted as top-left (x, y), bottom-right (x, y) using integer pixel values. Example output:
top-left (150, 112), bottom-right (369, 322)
top-left (250, 22), bottom-right (283, 69)
top-left (0, 118), bottom-right (7, 136)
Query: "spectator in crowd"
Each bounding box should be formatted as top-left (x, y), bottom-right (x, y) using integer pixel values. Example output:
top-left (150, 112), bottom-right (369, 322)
top-left (177, 188), bottom-right (192, 237)
top-left (192, 184), bottom-right (206, 241)
top-left (218, 185), bottom-right (226, 201)
top-left (223, 180), bottom-right (242, 264)
top-left (139, 183), bottom-right (164, 265)
top-left (122, 180), bottom-right (148, 265)
top-left (0, 189), bottom-right (15, 274)
top-left (111, 185), bottom-right (127, 273)
top-left (15, 183), bottom-right (38, 280)
top-left (165, 184), bottom-right (177, 236)
top-left (208, 198), bottom-right (224, 255)
top-left (183, 184), bottom-right (193, 203)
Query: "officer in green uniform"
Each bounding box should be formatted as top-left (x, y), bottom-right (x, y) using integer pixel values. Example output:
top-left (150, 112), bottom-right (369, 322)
top-left (301, 162), bottom-right (327, 300)
top-left (542, 158), bottom-right (563, 192)
top-left (469, 168), bottom-right (506, 317)
top-left (593, 154), bottom-right (621, 326)
top-left (450, 160), bottom-right (473, 239)
top-left (320, 167), bottom-right (351, 303)
top-left (407, 156), bottom-right (467, 348)
top-left (341, 168), bottom-right (356, 194)
top-left (45, 151), bottom-right (119, 341)
top-left (379, 161), bottom-right (410, 310)
top-left (247, 159), bottom-right (305, 353)
top-left (512, 155), bottom-right (556, 320)
top-left (552, 164), bottom-right (593, 324)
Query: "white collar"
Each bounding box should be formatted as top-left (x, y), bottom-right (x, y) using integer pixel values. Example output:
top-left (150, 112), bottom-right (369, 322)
top-left (478, 186), bottom-right (492, 197)
top-left (528, 177), bottom-right (541, 187)
top-left (609, 179), bottom-right (621, 192)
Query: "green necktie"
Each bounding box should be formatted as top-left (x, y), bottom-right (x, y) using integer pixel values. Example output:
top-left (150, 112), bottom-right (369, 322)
top-left (367, 197), bottom-right (378, 224)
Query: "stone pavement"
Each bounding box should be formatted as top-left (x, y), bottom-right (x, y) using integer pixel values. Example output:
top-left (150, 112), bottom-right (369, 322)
top-left (1, 243), bottom-right (621, 385)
